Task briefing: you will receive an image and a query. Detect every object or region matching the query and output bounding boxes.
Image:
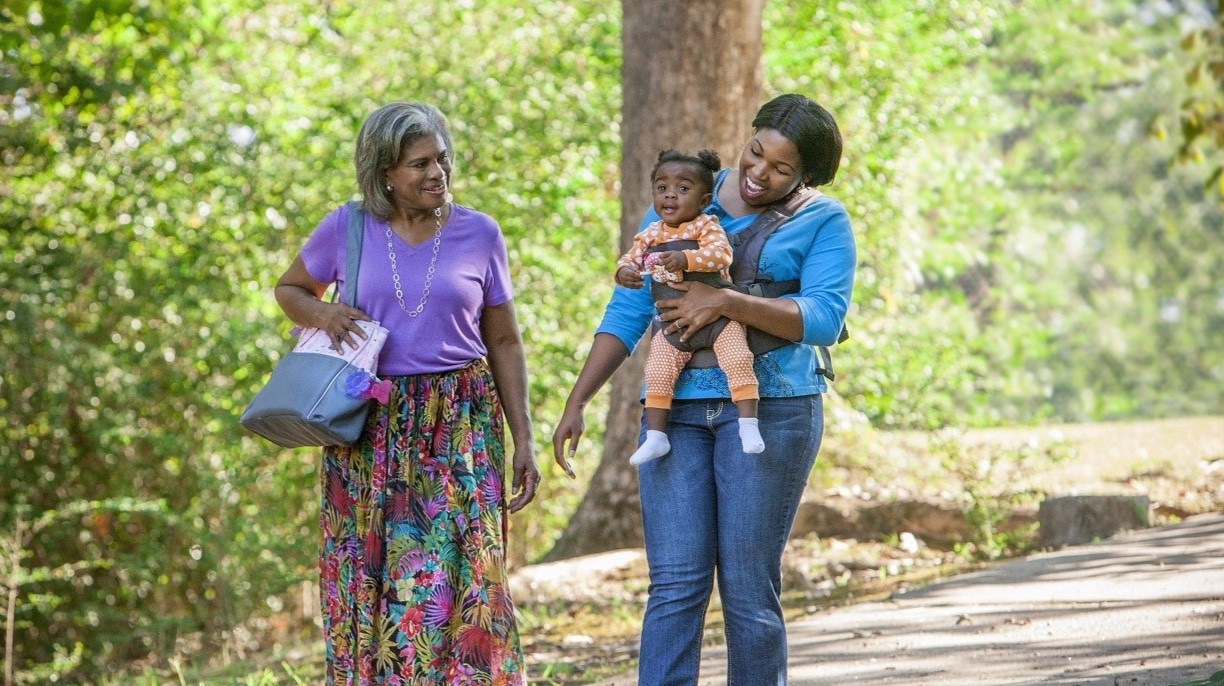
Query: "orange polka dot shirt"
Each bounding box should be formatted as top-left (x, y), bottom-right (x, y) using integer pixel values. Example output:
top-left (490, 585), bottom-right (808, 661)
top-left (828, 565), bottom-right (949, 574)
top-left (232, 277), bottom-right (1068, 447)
top-left (616, 214), bottom-right (733, 283)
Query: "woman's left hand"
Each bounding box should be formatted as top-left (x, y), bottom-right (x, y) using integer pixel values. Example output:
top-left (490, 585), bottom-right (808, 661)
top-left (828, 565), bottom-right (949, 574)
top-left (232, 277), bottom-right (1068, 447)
top-left (655, 281), bottom-right (726, 344)
top-left (508, 446), bottom-right (540, 513)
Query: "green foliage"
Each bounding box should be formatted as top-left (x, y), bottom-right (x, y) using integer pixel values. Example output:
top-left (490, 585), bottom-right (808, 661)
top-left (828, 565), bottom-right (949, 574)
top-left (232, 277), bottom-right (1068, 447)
top-left (2, 0), bottom-right (621, 678)
top-left (765, 1), bottom-right (1030, 428)
top-left (1, 499), bottom-right (169, 684)
top-left (2, 0), bottom-right (251, 677)
top-left (1167, 1), bottom-right (1224, 192)
top-left (982, 1), bottom-right (1224, 420)
top-left (927, 430), bottom-right (1070, 559)
top-left (768, 0), bottom-right (1222, 427)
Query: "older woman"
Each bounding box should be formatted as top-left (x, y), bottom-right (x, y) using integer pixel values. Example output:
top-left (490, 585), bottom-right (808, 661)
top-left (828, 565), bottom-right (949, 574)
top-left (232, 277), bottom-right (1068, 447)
top-left (275, 102), bottom-right (538, 684)
top-left (554, 93), bottom-right (856, 685)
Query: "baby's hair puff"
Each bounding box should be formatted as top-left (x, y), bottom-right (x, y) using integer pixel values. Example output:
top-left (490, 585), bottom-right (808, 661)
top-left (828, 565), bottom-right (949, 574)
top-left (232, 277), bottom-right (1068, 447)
top-left (652, 148), bottom-right (721, 194)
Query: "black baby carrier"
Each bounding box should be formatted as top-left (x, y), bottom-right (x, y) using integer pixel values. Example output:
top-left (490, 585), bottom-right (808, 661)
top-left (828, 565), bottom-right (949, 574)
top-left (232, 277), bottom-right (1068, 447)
top-left (647, 187), bottom-right (848, 379)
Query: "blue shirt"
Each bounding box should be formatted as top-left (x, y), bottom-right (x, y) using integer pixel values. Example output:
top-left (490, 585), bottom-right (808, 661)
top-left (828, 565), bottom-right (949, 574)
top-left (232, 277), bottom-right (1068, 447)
top-left (595, 168), bottom-right (856, 398)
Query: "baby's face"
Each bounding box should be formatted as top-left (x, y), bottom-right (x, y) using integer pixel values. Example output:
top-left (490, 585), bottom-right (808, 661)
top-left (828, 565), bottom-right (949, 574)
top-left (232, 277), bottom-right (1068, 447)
top-left (652, 161), bottom-right (711, 227)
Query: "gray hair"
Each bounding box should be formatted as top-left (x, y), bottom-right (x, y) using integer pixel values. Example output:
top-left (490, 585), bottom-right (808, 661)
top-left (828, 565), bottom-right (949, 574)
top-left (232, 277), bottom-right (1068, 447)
top-left (354, 102), bottom-right (453, 220)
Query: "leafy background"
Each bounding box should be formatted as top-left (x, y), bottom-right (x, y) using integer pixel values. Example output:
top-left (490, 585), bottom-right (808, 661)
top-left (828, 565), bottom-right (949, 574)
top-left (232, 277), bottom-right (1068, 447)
top-left (1, 0), bottom-right (1220, 680)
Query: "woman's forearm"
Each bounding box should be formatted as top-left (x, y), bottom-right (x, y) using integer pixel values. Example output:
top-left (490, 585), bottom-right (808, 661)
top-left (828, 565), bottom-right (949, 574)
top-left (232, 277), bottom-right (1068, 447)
top-left (274, 256), bottom-right (331, 328)
top-left (488, 341), bottom-right (533, 445)
top-left (481, 303), bottom-right (533, 445)
top-left (717, 288), bottom-right (805, 342)
top-left (564, 332), bottom-right (632, 410)
top-left (551, 332), bottom-right (629, 475)
top-left (274, 284), bottom-right (329, 328)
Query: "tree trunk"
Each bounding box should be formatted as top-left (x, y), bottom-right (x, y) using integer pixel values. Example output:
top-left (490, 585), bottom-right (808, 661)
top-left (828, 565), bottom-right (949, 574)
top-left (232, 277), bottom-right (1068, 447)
top-left (543, 0), bottom-right (763, 562)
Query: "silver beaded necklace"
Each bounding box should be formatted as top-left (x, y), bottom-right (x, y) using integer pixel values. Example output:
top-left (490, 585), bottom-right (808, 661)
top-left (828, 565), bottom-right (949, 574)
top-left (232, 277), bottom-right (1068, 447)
top-left (386, 206), bottom-right (442, 317)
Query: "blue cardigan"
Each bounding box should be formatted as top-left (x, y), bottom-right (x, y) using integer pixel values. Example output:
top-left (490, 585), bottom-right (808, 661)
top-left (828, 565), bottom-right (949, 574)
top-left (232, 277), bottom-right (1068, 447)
top-left (595, 169), bottom-right (856, 398)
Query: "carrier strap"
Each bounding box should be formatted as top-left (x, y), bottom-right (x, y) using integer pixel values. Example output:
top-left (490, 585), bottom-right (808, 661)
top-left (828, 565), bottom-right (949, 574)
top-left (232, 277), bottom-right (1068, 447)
top-left (646, 185), bottom-right (845, 380)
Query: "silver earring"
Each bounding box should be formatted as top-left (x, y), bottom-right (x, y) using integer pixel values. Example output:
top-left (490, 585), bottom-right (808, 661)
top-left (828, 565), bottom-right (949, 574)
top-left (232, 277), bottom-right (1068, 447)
top-left (386, 184), bottom-right (393, 192)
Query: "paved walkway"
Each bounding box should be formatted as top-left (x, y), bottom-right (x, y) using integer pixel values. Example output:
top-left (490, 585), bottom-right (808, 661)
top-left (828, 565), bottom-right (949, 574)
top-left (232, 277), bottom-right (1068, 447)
top-left (596, 512), bottom-right (1224, 685)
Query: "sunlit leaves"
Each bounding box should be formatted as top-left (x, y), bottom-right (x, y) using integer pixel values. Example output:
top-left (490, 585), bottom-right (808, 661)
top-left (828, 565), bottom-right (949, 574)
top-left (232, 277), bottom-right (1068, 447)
top-left (1172, 2), bottom-right (1224, 189)
top-left (3, 0), bottom-right (624, 677)
top-left (767, 0), bottom-right (1221, 428)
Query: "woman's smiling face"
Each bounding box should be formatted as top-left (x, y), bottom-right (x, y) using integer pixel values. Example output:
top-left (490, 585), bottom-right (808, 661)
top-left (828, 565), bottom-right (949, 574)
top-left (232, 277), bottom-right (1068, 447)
top-left (385, 133), bottom-right (452, 212)
top-left (737, 128), bottom-right (804, 208)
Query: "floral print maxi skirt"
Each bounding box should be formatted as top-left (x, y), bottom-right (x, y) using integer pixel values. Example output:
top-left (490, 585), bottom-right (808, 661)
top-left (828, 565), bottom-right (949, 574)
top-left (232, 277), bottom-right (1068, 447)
top-left (319, 359), bottom-right (526, 685)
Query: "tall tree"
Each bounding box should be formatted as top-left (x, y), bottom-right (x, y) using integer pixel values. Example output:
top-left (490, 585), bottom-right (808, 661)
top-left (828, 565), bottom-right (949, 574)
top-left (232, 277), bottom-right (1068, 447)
top-left (544, 0), bottom-right (764, 561)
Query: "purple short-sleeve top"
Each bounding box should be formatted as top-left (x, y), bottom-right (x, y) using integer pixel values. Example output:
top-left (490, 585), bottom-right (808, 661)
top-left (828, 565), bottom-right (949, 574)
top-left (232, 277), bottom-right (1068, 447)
top-left (299, 202), bottom-right (513, 376)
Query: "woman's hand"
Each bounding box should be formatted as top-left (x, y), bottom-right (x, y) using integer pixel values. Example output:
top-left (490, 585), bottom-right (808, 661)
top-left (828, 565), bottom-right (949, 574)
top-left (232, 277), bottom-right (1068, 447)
top-left (549, 333), bottom-right (628, 479)
top-left (508, 445), bottom-right (540, 513)
top-left (317, 302), bottom-right (374, 352)
top-left (274, 256), bottom-right (372, 352)
top-left (551, 402), bottom-right (584, 479)
top-left (478, 301), bottom-right (540, 512)
top-left (655, 281), bottom-right (727, 344)
top-left (615, 266), bottom-right (644, 289)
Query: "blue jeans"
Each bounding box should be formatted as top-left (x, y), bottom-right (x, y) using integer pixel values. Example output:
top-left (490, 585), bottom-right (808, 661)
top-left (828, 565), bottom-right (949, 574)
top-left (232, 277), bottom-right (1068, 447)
top-left (636, 395), bottom-right (823, 686)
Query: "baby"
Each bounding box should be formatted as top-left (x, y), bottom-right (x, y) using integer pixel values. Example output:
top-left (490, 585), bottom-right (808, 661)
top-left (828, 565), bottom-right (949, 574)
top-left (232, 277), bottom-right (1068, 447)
top-left (615, 149), bottom-right (764, 466)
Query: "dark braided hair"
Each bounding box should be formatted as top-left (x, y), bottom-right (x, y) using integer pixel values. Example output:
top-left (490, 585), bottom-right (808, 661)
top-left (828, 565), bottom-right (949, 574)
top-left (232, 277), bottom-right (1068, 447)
top-left (651, 148), bottom-right (721, 195)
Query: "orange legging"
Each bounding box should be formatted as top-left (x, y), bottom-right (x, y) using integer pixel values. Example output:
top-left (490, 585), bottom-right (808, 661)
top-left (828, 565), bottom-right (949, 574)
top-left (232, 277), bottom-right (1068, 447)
top-left (644, 320), bottom-right (759, 410)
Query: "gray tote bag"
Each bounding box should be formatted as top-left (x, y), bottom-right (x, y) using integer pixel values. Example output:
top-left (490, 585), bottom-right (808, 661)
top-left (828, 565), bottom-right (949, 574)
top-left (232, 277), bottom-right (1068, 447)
top-left (241, 203), bottom-right (389, 448)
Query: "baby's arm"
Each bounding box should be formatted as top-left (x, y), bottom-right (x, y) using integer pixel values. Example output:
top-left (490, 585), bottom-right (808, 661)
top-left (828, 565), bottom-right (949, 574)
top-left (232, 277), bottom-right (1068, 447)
top-left (617, 230), bottom-right (653, 273)
top-left (650, 250), bottom-right (688, 272)
top-left (680, 216), bottom-right (733, 273)
top-left (616, 230), bottom-right (655, 288)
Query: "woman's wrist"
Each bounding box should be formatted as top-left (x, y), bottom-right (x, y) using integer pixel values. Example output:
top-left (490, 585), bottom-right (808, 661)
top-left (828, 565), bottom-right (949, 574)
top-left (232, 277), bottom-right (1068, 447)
top-left (512, 427), bottom-right (535, 451)
top-left (713, 286), bottom-right (739, 319)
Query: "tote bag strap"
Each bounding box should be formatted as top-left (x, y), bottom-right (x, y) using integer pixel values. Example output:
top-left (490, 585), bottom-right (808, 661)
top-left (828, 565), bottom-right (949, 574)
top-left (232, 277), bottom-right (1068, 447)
top-left (343, 201), bottom-right (365, 307)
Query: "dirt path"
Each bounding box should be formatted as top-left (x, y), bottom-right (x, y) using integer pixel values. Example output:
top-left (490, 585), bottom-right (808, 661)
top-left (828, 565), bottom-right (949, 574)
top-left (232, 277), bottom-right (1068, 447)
top-left (593, 512), bottom-right (1224, 686)
top-left (515, 416), bottom-right (1224, 683)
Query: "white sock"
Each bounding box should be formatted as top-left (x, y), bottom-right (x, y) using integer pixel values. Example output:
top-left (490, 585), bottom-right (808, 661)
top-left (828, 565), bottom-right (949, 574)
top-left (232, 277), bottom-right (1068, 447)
top-left (739, 417), bottom-right (765, 454)
top-left (630, 430), bottom-right (671, 466)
